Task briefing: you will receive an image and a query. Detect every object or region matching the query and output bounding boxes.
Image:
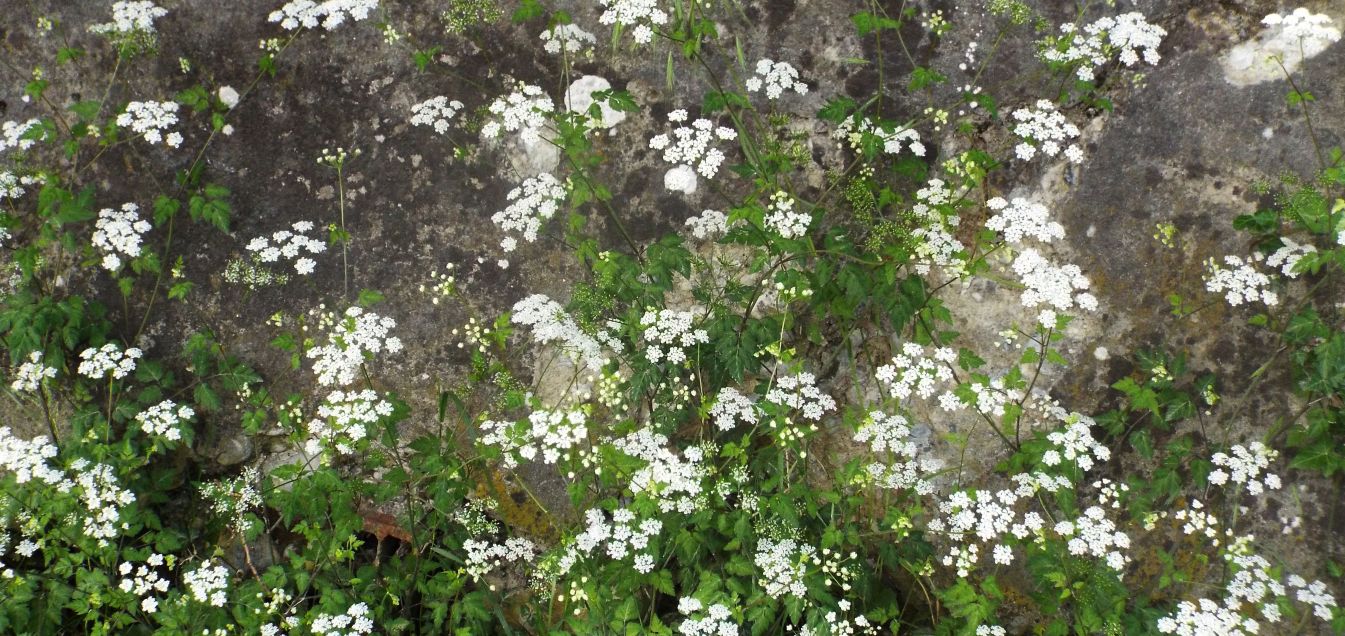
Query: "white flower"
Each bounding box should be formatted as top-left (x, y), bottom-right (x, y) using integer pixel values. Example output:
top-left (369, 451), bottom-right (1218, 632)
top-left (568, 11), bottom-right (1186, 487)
top-left (480, 83), bottom-right (553, 145)
top-left (10, 351), bottom-right (57, 392)
top-left (986, 197), bottom-right (1065, 243)
top-left (1266, 237), bottom-right (1316, 278)
top-left (754, 537), bottom-right (814, 599)
top-left (77, 343), bottom-right (143, 380)
top-left (1262, 8), bottom-right (1342, 46)
top-left (541, 23), bottom-right (597, 55)
top-left (134, 400), bottom-right (194, 441)
top-left (650, 111), bottom-right (737, 190)
top-left (1011, 249), bottom-right (1097, 324)
top-left (183, 561), bottom-right (230, 606)
top-left (764, 371), bottom-right (836, 421)
top-left (1010, 100), bottom-right (1082, 163)
top-left (763, 191), bottom-right (811, 239)
top-left (305, 389), bottom-right (394, 455)
top-left (1205, 254), bottom-right (1278, 307)
top-left (267, 0), bottom-right (379, 31)
top-left (92, 203), bottom-right (153, 272)
top-left (1040, 13), bottom-right (1166, 81)
top-left (710, 387), bottom-right (759, 430)
top-left (684, 209), bottom-right (728, 240)
top-left (598, 0), bottom-right (668, 46)
top-left (834, 115), bottom-right (924, 157)
top-left (410, 96), bottom-right (465, 135)
top-left (306, 306), bottom-right (401, 387)
top-left (746, 59), bottom-right (808, 99)
top-left (90, 1), bottom-right (168, 36)
top-left (1210, 443), bottom-right (1280, 497)
top-left (0, 119), bottom-right (45, 154)
top-left (493, 173), bottom-right (566, 250)
top-left (116, 101), bottom-right (181, 148)
top-left (640, 309), bottom-right (708, 366)
top-left (510, 294), bottom-right (616, 373)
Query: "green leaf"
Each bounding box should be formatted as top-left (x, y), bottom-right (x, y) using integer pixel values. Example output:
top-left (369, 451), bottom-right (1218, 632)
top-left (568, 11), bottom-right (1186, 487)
top-left (512, 0), bottom-right (545, 23)
top-left (194, 383), bottom-right (222, 411)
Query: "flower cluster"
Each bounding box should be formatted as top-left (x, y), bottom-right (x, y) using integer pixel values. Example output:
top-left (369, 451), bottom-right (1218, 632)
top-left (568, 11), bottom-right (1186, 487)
top-left (1266, 237), bottom-right (1315, 278)
top-left (0, 427), bottom-right (67, 486)
top-left (763, 191), bottom-right (811, 240)
top-left (463, 537), bottom-right (537, 581)
top-left (677, 598), bottom-right (739, 636)
top-left (613, 429), bottom-right (709, 513)
top-left (409, 96), bottom-right (464, 135)
top-left (481, 83), bottom-right (554, 144)
top-left (1209, 443), bottom-right (1281, 496)
top-left (876, 343), bottom-right (957, 401)
top-left (479, 408), bottom-right (587, 468)
top-left (245, 220), bottom-right (326, 276)
top-left (710, 387), bottom-right (759, 431)
top-left (76, 461), bottom-right (137, 543)
top-left (765, 372), bottom-right (837, 421)
top-left (1042, 410), bottom-right (1110, 471)
top-left (1055, 506), bottom-right (1130, 571)
top-left (493, 173), bottom-right (566, 251)
top-left (684, 209), bottom-right (728, 240)
top-left (754, 537), bottom-right (815, 599)
top-left (1204, 255), bottom-right (1278, 307)
top-left (1010, 100), bottom-right (1082, 163)
top-left (10, 351), bottom-right (56, 392)
top-left (910, 178), bottom-right (967, 276)
top-left (117, 101), bottom-right (182, 148)
top-left (268, 0), bottom-right (379, 31)
top-left (1261, 8), bottom-right (1341, 47)
top-left (183, 561), bottom-right (230, 606)
top-left (1156, 598), bottom-right (1255, 635)
top-left (834, 116), bottom-right (925, 157)
top-left (77, 343), bottom-right (143, 380)
top-left (985, 197), bottom-right (1065, 244)
top-left (1040, 13), bottom-right (1166, 81)
top-left (1011, 249), bottom-right (1098, 326)
top-left (650, 110), bottom-right (738, 191)
top-left (856, 411), bottom-right (941, 494)
top-left (640, 309), bottom-right (708, 365)
top-left (306, 306), bottom-right (402, 387)
top-left (134, 400), bottom-right (194, 442)
top-left (511, 294), bottom-right (612, 372)
top-left (746, 59), bottom-right (808, 99)
top-left (0, 171), bottom-right (42, 200)
top-left (541, 23), bottom-right (597, 55)
top-left (119, 553), bottom-right (170, 613)
top-left (90, 1), bottom-right (167, 36)
top-left (306, 389), bottom-right (394, 455)
top-left (597, 0), bottom-right (668, 45)
top-left (0, 119), bottom-right (44, 154)
top-left (92, 203), bottom-right (153, 271)
top-left (558, 507), bottom-right (662, 575)
top-left (310, 602), bottom-right (374, 636)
